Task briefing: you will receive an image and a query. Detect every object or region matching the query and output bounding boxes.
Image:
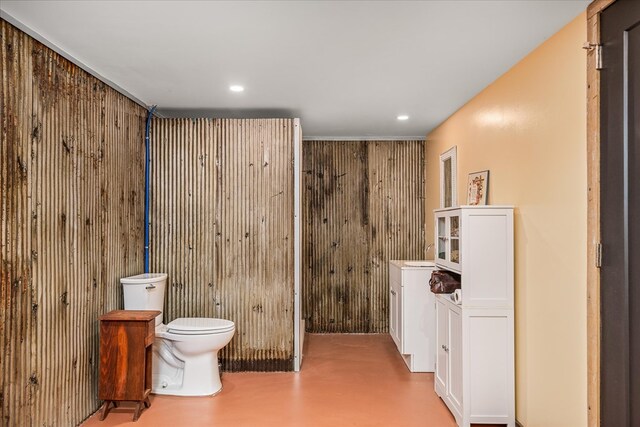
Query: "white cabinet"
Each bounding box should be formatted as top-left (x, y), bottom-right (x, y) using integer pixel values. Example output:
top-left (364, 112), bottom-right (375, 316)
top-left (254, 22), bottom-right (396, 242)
top-left (389, 260), bottom-right (437, 372)
top-left (435, 206), bottom-right (514, 308)
top-left (433, 206), bottom-right (515, 427)
top-left (435, 295), bottom-right (514, 427)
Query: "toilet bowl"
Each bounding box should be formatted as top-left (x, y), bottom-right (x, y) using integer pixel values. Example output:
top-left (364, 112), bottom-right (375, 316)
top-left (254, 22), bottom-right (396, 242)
top-left (120, 273), bottom-right (235, 396)
top-left (153, 318), bottom-right (235, 396)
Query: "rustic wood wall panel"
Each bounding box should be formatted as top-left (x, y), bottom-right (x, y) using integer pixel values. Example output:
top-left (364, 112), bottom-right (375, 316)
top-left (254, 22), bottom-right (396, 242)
top-left (150, 118), bottom-right (294, 371)
top-left (303, 140), bottom-right (425, 333)
top-left (151, 118), bottom-right (217, 321)
top-left (367, 141), bottom-right (425, 331)
top-left (1, 20), bottom-right (146, 426)
top-left (1, 20), bottom-right (34, 426)
top-left (303, 141), bottom-right (370, 332)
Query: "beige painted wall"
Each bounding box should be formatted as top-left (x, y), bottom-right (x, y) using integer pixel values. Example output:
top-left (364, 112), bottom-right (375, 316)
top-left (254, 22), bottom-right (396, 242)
top-left (425, 13), bottom-right (587, 427)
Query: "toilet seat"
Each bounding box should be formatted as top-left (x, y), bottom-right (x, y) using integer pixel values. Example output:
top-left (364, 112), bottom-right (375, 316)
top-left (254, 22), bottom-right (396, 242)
top-left (167, 318), bottom-right (235, 335)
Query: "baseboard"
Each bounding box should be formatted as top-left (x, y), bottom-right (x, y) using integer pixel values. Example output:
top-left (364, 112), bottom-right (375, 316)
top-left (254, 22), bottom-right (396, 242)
top-left (516, 420), bottom-right (524, 427)
top-left (222, 357), bottom-right (294, 372)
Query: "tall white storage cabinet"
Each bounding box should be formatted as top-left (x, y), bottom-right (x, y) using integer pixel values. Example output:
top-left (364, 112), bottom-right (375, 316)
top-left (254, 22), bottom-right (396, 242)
top-left (434, 206), bottom-right (515, 427)
top-left (389, 261), bottom-right (437, 372)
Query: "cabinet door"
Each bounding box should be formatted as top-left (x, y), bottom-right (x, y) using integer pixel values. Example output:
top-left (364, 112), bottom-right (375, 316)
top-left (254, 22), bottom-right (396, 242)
top-left (436, 215), bottom-right (448, 264)
top-left (448, 214), bottom-right (461, 268)
top-left (448, 307), bottom-right (463, 413)
top-left (435, 299), bottom-right (448, 394)
top-left (435, 211), bottom-right (462, 273)
top-left (389, 280), bottom-right (400, 350)
top-left (396, 284), bottom-right (403, 350)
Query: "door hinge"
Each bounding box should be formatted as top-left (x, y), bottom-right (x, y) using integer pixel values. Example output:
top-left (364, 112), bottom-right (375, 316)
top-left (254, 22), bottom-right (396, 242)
top-left (596, 243), bottom-right (603, 268)
top-left (583, 42), bottom-right (603, 70)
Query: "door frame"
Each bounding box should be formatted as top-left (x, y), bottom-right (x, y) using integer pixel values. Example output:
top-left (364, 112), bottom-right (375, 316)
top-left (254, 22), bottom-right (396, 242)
top-left (586, 1), bottom-right (616, 426)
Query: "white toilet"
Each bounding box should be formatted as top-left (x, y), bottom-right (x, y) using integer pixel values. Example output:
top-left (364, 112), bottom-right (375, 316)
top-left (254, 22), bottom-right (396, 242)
top-left (120, 273), bottom-right (235, 396)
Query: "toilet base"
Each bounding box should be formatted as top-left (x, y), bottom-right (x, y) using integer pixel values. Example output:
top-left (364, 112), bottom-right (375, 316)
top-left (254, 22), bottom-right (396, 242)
top-left (152, 361), bottom-right (223, 397)
top-left (152, 385), bottom-right (223, 397)
top-left (151, 334), bottom-right (228, 397)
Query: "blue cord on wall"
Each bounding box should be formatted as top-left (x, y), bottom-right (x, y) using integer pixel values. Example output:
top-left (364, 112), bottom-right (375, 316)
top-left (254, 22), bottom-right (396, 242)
top-left (144, 105), bottom-right (157, 274)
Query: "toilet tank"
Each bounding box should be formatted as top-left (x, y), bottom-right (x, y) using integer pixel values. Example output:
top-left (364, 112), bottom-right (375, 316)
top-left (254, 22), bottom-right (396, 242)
top-left (120, 273), bottom-right (167, 326)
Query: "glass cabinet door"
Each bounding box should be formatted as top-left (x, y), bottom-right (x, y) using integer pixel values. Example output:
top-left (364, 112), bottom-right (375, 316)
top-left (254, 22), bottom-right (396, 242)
top-left (435, 211), bottom-right (462, 271)
top-left (437, 216), bottom-right (447, 261)
top-left (449, 215), bottom-right (460, 264)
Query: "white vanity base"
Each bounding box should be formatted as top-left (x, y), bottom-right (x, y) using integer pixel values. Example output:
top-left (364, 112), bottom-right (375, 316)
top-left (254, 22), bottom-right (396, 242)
top-left (389, 260), bottom-right (437, 373)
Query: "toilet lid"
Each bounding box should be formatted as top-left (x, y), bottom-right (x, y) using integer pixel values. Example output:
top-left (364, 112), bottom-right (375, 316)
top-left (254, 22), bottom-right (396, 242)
top-left (167, 317), bottom-right (235, 335)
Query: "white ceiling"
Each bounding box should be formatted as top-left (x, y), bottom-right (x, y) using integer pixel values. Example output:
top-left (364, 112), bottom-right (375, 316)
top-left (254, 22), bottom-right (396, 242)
top-left (0, 1), bottom-right (588, 138)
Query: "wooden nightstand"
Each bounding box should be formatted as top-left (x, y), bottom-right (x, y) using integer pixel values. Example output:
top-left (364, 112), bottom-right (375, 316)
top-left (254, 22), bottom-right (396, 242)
top-left (98, 310), bottom-right (161, 422)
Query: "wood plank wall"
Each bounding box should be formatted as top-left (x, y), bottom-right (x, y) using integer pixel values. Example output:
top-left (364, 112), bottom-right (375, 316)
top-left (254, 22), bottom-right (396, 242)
top-left (303, 140), bottom-right (425, 333)
top-left (150, 118), bottom-right (295, 371)
top-left (1, 20), bottom-right (146, 426)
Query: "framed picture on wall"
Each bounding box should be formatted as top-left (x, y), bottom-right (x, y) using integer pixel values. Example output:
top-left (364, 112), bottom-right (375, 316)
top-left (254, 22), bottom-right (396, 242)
top-left (466, 170), bottom-right (489, 205)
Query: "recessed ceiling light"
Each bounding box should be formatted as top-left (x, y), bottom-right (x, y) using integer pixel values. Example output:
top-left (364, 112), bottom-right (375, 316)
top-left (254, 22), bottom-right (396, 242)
top-left (397, 115), bottom-right (409, 121)
top-left (229, 85), bottom-right (245, 92)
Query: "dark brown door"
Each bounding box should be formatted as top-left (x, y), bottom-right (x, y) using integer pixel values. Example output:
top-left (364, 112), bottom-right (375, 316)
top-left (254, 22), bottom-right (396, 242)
top-left (600, 0), bottom-right (640, 426)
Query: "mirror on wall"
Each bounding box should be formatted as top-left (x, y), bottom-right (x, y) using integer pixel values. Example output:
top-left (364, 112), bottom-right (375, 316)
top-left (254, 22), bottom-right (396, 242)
top-left (439, 146), bottom-right (457, 208)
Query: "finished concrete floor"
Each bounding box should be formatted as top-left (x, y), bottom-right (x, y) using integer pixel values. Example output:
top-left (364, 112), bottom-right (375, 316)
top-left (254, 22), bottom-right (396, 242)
top-left (83, 333), bottom-right (458, 427)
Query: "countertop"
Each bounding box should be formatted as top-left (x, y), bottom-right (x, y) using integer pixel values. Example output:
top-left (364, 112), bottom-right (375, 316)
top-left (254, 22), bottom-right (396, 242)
top-left (389, 260), bottom-right (436, 269)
